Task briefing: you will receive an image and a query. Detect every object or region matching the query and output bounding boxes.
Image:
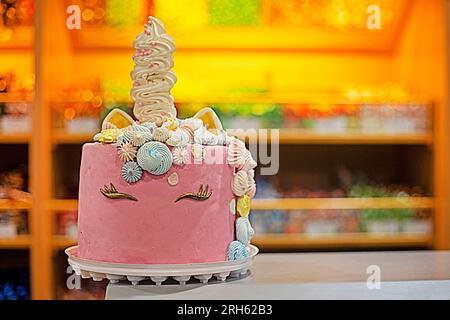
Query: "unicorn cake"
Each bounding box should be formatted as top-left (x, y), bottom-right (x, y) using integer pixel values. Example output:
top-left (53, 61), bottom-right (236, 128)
top-left (76, 17), bottom-right (257, 265)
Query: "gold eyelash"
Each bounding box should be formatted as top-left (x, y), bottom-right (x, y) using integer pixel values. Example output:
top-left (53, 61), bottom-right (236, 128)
top-left (175, 184), bottom-right (212, 203)
top-left (100, 183), bottom-right (138, 202)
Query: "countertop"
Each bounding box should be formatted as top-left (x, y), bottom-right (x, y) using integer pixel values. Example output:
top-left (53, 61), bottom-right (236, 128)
top-left (105, 250), bottom-right (450, 299)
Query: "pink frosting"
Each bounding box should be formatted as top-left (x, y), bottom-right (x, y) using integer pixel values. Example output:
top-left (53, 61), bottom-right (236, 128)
top-left (77, 143), bottom-right (235, 264)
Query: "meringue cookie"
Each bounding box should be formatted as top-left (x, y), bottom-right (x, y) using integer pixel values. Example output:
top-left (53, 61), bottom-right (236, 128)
top-left (216, 130), bottom-right (232, 146)
top-left (248, 182), bottom-right (257, 198)
top-left (227, 137), bottom-right (247, 168)
top-left (152, 126), bottom-right (172, 142)
top-left (167, 128), bottom-right (189, 147)
top-left (241, 151), bottom-right (257, 171)
top-left (181, 117), bottom-right (203, 131)
top-left (179, 124), bottom-right (195, 143)
top-left (231, 170), bottom-right (249, 197)
top-left (194, 126), bottom-right (218, 145)
top-left (236, 217), bottom-right (254, 245)
top-left (172, 146), bottom-right (190, 165)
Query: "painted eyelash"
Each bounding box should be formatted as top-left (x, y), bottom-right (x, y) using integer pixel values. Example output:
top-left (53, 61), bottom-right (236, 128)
top-left (175, 184), bottom-right (212, 203)
top-left (100, 183), bottom-right (138, 202)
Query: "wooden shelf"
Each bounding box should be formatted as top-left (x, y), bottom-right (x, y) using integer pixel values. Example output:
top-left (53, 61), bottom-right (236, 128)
top-left (230, 129), bottom-right (433, 145)
top-left (52, 197), bottom-right (433, 214)
top-left (49, 197), bottom-right (435, 212)
top-left (52, 130), bottom-right (94, 144)
top-left (50, 233), bottom-right (432, 250)
top-left (0, 26), bottom-right (33, 49)
top-left (252, 233), bottom-right (432, 249)
top-left (175, 93), bottom-right (433, 105)
top-left (51, 236), bottom-right (76, 249)
top-left (0, 133), bottom-right (31, 144)
top-left (71, 25), bottom-right (399, 52)
top-left (0, 235), bottom-right (31, 249)
top-left (50, 129), bottom-right (433, 145)
top-left (0, 93), bottom-right (33, 103)
top-left (0, 199), bottom-right (32, 210)
top-left (252, 197), bottom-right (435, 211)
top-left (48, 199), bottom-right (78, 211)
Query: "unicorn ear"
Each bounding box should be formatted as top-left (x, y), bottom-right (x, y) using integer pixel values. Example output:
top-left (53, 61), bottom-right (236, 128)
top-left (102, 108), bottom-right (134, 130)
top-left (193, 107), bottom-right (223, 133)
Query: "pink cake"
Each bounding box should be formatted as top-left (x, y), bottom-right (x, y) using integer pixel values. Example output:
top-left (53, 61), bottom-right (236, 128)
top-left (76, 17), bottom-right (257, 265)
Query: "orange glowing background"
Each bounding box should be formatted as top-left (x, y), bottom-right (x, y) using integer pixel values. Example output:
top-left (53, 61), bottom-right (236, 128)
top-left (0, 0), bottom-right (449, 299)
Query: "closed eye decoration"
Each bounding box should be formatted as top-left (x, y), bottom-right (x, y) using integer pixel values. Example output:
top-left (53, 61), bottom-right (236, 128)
top-left (100, 183), bottom-right (138, 202)
top-left (175, 184), bottom-right (212, 203)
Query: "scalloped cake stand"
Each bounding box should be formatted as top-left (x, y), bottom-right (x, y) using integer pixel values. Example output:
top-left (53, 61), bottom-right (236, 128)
top-left (65, 245), bottom-right (258, 286)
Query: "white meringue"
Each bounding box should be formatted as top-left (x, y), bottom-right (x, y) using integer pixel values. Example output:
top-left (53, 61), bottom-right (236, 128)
top-left (167, 128), bottom-right (189, 147)
top-left (231, 170), bottom-right (249, 197)
top-left (172, 146), bottom-right (190, 165)
top-left (194, 126), bottom-right (218, 145)
top-left (227, 137), bottom-right (247, 168)
top-left (152, 127), bottom-right (172, 142)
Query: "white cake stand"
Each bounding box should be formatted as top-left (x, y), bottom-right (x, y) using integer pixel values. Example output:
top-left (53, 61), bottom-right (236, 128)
top-left (65, 245), bottom-right (258, 286)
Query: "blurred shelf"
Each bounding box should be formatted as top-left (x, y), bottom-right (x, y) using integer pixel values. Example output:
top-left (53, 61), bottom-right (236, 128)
top-left (52, 130), bottom-right (94, 144)
top-left (0, 26), bottom-right (33, 49)
top-left (0, 93), bottom-right (33, 103)
top-left (252, 197), bottom-right (435, 211)
top-left (0, 235), bottom-right (31, 249)
top-left (71, 26), bottom-right (398, 52)
top-left (48, 199), bottom-right (77, 211)
top-left (230, 129), bottom-right (433, 145)
top-left (50, 129), bottom-right (433, 145)
top-left (252, 233), bottom-right (432, 249)
top-left (49, 197), bottom-right (434, 213)
top-left (0, 133), bottom-right (30, 144)
top-left (175, 92), bottom-right (433, 105)
top-left (50, 232), bottom-right (431, 250)
top-left (52, 236), bottom-right (76, 249)
top-left (54, 95), bottom-right (433, 105)
top-left (0, 199), bottom-right (32, 210)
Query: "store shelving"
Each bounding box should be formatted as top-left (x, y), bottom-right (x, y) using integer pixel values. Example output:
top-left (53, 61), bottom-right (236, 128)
top-left (48, 199), bottom-right (78, 211)
top-left (0, 134), bottom-right (31, 144)
top-left (0, 8), bottom-right (34, 303)
top-left (49, 234), bottom-right (433, 251)
top-left (50, 129), bottom-right (433, 145)
top-left (0, 235), bottom-right (31, 249)
top-left (0, 26), bottom-right (33, 50)
top-left (51, 130), bottom-right (94, 144)
top-left (48, 197), bottom-right (434, 212)
top-left (229, 129), bottom-right (433, 145)
top-left (0, 199), bottom-right (32, 210)
top-left (51, 236), bottom-right (76, 250)
top-left (252, 233), bottom-right (432, 250)
top-left (252, 197), bottom-right (435, 210)
top-left (0, 93), bottom-right (33, 103)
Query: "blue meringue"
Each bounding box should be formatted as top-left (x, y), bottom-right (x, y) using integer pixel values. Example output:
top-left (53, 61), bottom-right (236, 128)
top-left (236, 217), bottom-right (254, 245)
top-left (227, 240), bottom-right (249, 261)
top-left (121, 161), bottom-right (143, 184)
top-left (137, 141), bottom-right (173, 175)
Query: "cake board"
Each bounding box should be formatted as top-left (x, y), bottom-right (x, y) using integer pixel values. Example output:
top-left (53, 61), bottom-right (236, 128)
top-left (65, 245), bottom-right (258, 286)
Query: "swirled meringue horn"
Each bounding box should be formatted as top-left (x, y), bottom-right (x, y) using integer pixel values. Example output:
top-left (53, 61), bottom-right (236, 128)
top-left (131, 16), bottom-right (177, 126)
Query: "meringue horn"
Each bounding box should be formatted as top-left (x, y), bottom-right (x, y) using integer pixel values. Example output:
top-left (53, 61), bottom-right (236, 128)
top-left (131, 16), bottom-right (177, 125)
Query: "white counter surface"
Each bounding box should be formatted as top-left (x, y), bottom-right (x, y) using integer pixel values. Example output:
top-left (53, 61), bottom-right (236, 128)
top-left (105, 251), bottom-right (450, 300)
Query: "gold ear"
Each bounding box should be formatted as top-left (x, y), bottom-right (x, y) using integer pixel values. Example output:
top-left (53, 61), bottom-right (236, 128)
top-left (193, 107), bottom-right (223, 133)
top-left (102, 108), bottom-right (134, 130)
